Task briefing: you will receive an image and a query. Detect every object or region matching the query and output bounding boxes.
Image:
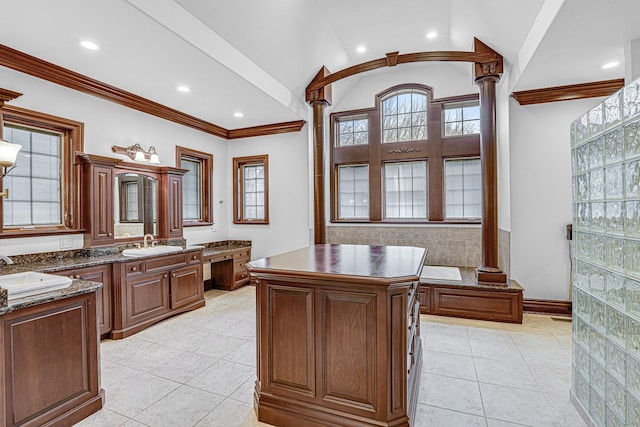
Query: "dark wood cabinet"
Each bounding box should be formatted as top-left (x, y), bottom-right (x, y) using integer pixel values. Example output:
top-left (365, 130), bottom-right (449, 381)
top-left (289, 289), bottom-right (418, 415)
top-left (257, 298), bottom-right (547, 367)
top-left (167, 174), bottom-right (183, 238)
top-left (250, 245), bottom-right (425, 427)
top-left (208, 247), bottom-right (251, 290)
top-left (52, 264), bottom-right (112, 337)
top-left (0, 292), bottom-right (103, 426)
top-left (111, 251), bottom-right (204, 339)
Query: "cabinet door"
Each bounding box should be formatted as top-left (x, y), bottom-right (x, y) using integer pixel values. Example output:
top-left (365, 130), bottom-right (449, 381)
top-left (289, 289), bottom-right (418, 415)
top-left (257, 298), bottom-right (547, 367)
top-left (168, 174), bottom-right (183, 238)
top-left (74, 265), bottom-right (112, 336)
top-left (90, 166), bottom-right (114, 245)
top-left (170, 264), bottom-right (202, 309)
top-left (125, 272), bottom-right (170, 325)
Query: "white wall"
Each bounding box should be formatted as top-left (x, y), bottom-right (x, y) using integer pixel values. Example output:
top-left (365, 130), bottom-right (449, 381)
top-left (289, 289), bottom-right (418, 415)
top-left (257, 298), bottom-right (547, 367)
top-left (509, 96), bottom-right (603, 299)
top-left (0, 66), bottom-right (229, 255)
top-left (227, 128), bottom-right (311, 260)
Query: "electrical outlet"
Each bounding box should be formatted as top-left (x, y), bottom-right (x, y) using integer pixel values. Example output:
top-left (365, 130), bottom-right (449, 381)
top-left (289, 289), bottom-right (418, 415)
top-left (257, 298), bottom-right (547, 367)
top-left (60, 237), bottom-right (72, 249)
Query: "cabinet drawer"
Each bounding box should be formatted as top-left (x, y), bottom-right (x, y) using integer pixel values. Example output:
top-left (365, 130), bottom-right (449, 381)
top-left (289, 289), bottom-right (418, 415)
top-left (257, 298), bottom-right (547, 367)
top-left (125, 261), bottom-right (145, 276)
top-left (234, 268), bottom-right (250, 284)
top-left (206, 252), bottom-right (234, 264)
top-left (234, 248), bottom-right (250, 259)
top-left (146, 253), bottom-right (188, 273)
top-left (187, 251), bottom-right (202, 264)
top-left (234, 256), bottom-right (250, 269)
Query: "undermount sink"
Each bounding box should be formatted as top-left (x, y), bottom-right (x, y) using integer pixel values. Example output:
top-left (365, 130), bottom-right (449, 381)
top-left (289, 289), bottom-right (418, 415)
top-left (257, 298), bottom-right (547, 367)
top-left (121, 245), bottom-right (183, 257)
top-left (0, 272), bottom-right (73, 301)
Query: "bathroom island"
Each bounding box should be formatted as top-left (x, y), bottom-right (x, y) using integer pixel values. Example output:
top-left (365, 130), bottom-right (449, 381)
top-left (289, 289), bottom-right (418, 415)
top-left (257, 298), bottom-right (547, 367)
top-left (248, 244), bottom-right (426, 427)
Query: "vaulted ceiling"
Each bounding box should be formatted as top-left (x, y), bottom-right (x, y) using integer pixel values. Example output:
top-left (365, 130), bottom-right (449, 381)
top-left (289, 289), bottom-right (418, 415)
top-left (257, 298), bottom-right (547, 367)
top-left (1, 0), bottom-right (638, 130)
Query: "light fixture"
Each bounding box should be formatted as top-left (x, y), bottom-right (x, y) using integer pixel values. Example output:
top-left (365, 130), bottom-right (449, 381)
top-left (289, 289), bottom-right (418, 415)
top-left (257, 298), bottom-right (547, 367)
top-left (112, 143), bottom-right (161, 164)
top-left (356, 45), bottom-right (366, 53)
top-left (602, 61), bottom-right (620, 69)
top-left (177, 85), bottom-right (191, 93)
top-left (0, 138), bottom-right (22, 199)
top-left (426, 31), bottom-right (438, 39)
top-left (80, 40), bottom-right (99, 50)
top-left (233, 111), bottom-right (244, 118)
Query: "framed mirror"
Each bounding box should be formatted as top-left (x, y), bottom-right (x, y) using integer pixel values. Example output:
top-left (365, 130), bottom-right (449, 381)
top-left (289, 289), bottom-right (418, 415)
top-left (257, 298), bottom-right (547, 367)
top-left (113, 173), bottom-right (157, 238)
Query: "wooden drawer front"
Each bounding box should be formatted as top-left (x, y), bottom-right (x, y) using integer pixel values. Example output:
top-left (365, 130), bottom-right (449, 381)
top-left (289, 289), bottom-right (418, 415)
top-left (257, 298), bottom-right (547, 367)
top-left (207, 252), bottom-right (234, 264)
top-left (187, 251), bottom-right (202, 264)
top-left (125, 261), bottom-right (145, 276)
top-left (234, 268), bottom-right (250, 284)
top-left (75, 265), bottom-right (112, 336)
top-left (234, 248), bottom-right (250, 259)
top-left (234, 255), bottom-right (250, 270)
top-left (419, 286), bottom-right (431, 313)
top-left (126, 273), bottom-right (170, 323)
top-left (432, 287), bottom-right (522, 323)
top-left (146, 253), bottom-right (188, 273)
top-left (170, 265), bottom-right (202, 309)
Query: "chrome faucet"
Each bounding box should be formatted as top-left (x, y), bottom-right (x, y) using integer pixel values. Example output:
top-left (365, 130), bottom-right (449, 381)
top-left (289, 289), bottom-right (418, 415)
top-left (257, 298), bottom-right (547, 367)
top-left (143, 234), bottom-right (154, 249)
top-left (0, 255), bottom-right (14, 265)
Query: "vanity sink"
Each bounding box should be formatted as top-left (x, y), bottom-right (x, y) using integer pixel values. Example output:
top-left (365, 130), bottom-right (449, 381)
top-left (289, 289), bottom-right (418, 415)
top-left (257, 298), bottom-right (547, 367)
top-left (0, 272), bottom-right (73, 301)
top-left (121, 245), bottom-right (183, 257)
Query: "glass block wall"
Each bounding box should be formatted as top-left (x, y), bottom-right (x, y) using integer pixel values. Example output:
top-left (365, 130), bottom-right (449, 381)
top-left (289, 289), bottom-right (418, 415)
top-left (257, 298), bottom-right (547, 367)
top-left (571, 77), bottom-right (640, 427)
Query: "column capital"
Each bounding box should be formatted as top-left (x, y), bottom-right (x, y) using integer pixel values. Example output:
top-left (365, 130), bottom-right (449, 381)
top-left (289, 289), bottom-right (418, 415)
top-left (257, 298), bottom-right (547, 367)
top-left (306, 66), bottom-right (332, 105)
top-left (473, 38), bottom-right (503, 82)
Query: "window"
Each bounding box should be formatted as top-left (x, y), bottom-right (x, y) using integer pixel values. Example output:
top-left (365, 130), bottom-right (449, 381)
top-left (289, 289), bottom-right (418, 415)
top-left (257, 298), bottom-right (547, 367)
top-left (1, 105), bottom-right (83, 234)
top-left (444, 158), bottom-right (481, 219)
top-left (384, 161), bottom-right (427, 219)
top-left (330, 85), bottom-right (480, 223)
top-left (176, 146), bottom-right (213, 226)
top-left (382, 90), bottom-right (427, 143)
top-left (338, 165), bottom-right (369, 219)
top-left (443, 100), bottom-right (480, 136)
top-left (233, 155), bottom-right (269, 224)
top-left (337, 117), bottom-right (368, 146)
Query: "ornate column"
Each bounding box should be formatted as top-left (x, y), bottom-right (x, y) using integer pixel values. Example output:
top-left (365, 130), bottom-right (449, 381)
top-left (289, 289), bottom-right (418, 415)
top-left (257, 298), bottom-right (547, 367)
top-left (306, 67), bottom-right (332, 244)
top-left (473, 40), bottom-right (507, 285)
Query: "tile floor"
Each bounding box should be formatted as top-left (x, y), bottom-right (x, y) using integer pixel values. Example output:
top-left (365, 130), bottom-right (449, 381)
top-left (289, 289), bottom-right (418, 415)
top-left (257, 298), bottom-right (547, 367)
top-left (76, 287), bottom-right (586, 427)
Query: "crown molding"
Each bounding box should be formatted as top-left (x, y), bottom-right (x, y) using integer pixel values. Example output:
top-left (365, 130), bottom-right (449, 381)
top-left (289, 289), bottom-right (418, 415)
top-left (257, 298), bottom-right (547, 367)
top-left (512, 78), bottom-right (625, 105)
top-left (0, 44), bottom-right (304, 140)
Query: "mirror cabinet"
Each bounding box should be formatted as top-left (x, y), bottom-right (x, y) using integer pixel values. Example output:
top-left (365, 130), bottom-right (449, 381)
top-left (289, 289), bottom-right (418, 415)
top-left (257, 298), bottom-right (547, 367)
top-left (78, 153), bottom-right (186, 247)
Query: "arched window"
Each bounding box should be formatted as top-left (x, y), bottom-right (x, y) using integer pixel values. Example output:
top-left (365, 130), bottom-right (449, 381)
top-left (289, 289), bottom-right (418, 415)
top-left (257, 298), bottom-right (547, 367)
top-left (330, 83), bottom-right (481, 223)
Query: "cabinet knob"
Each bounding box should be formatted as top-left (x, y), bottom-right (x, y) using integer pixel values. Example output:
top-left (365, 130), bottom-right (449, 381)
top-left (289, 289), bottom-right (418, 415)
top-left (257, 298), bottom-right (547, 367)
top-left (107, 232), bottom-right (112, 237)
top-left (75, 275), bottom-right (81, 279)
top-left (132, 266), bottom-right (137, 271)
top-left (192, 255), bottom-right (197, 260)
top-left (163, 274), bottom-right (168, 278)
top-left (172, 273), bottom-right (176, 278)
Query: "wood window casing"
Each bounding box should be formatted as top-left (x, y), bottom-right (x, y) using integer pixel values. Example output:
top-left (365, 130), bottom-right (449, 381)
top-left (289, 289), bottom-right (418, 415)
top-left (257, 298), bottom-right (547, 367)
top-left (233, 155), bottom-right (269, 225)
top-left (175, 146), bottom-right (213, 227)
top-left (330, 85), bottom-right (480, 224)
top-left (0, 105), bottom-right (83, 236)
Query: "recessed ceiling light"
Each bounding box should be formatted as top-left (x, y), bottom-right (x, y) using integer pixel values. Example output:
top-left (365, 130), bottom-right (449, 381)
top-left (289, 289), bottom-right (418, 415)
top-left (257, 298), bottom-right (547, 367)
top-left (80, 40), bottom-right (99, 50)
top-left (233, 112), bottom-right (244, 118)
top-left (356, 46), bottom-right (366, 53)
top-left (426, 32), bottom-right (438, 39)
top-left (176, 85), bottom-right (191, 93)
top-left (602, 61), bottom-right (620, 69)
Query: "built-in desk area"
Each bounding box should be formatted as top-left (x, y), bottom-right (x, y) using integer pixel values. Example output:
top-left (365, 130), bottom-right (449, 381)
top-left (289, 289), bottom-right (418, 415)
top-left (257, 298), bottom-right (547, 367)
top-left (248, 244), bottom-right (426, 427)
top-left (201, 240), bottom-right (252, 291)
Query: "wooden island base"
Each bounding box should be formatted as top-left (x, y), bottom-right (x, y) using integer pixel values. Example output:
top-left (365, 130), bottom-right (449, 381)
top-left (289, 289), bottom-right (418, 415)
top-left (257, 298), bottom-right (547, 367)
top-left (249, 244), bottom-right (426, 427)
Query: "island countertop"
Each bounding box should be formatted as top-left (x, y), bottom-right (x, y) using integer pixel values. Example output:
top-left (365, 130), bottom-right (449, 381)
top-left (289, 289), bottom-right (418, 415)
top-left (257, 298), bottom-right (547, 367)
top-left (247, 244), bottom-right (427, 284)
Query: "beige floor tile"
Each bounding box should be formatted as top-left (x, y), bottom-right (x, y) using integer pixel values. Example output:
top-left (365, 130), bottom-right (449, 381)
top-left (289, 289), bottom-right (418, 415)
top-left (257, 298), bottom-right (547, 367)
top-left (108, 342), bottom-right (185, 372)
top-left (422, 333), bottom-right (473, 356)
top-left (470, 339), bottom-right (525, 363)
top-left (101, 337), bottom-right (153, 363)
top-left (543, 393), bottom-right (588, 427)
top-left (74, 408), bottom-right (130, 426)
top-left (422, 350), bottom-right (477, 381)
top-left (149, 351), bottom-right (218, 383)
top-left (223, 341), bottom-right (257, 367)
top-left (101, 361), bottom-right (180, 418)
top-left (123, 420), bottom-right (149, 427)
top-left (474, 358), bottom-right (539, 391)
top-left (187, 359), bottom-right (255, 396)
top-left (479, 383), bottom-right (559, 426)
top-left (486, 418), bottom-right (532, 426)
top-left (191, 333), bottom-right (249, 358)
top-left (195, 398), bottom-right (265, 427)
top-left (133, 385), bottom-right (225, 427)
top-left (219, 319), bottom-right (257, 341)
top-left (419, 373), bottom-right (485, 416)
top-left (467, 327), bottom-right (515, 344)
top-left (424, 321), bottom-right (470, 338)
top-left (528, 365), bottom-right (571, 396)
top-left (415, 404), bottom-right (487, 426)
top-left (229, 377), bottom-right (257, 405)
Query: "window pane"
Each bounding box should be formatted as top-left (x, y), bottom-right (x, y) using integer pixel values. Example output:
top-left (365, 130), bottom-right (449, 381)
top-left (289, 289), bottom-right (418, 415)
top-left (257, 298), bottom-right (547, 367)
top-left (337, 118), bottom-right (368, 146)
top-left (181, 157), bottom-right (202, 221)
top-left (443, 101), bottom-right (481, 137)
top-left (338, 165), bottom-right (369, 219)
top-left (381, 90), bottom-right (428, 143)
top-left (2, 124), bottom-right (62, 226)
top-left (242, 163), bottom-right (265, 220)
top-left (384, 161), bottom-right (427, 219)
top-left (444, 158), bottom-right (481, 219)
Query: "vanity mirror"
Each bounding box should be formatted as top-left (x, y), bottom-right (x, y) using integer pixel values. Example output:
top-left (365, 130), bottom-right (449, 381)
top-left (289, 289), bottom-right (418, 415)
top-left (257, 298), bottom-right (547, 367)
top-left (113, 173), bottom-right (157, 239)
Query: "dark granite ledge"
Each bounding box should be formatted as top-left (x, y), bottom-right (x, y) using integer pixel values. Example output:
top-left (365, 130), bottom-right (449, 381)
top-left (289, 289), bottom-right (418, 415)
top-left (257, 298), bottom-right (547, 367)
top-left (420, 266), bottom-right (523, 291)
top-left (0, 279), bottom-right (102, 315)
top-left (199, 240), bottom-right (251, 260)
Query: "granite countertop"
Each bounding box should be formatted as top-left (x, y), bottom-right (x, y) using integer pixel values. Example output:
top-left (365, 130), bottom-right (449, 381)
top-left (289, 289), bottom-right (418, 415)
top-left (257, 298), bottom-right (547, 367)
top-left (200, 241), bottom-right (251, 259)
top-left (421, 266), bottom-right (523, 291)
top-left (0, 279), bottom-right (103, 315)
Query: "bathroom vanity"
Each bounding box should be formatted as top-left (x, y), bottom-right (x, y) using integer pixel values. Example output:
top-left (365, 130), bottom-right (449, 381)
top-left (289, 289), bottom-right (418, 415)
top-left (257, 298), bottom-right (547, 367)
top-left (249, 244), bottom-right (426, 427)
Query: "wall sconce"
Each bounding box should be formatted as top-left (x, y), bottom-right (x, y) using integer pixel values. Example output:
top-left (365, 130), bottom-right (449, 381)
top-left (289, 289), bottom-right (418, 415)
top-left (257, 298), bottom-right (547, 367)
top-left (0, 138), bottom-right (22, 199)
top-left (112, 143), bottom-right (161, 164)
